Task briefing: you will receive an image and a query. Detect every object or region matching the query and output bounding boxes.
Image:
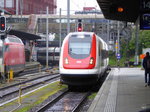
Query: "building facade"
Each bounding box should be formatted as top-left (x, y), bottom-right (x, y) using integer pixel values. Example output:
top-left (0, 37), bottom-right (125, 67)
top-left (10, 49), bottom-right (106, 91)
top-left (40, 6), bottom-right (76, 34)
top-left (0, 0), bottom-right (57, 15)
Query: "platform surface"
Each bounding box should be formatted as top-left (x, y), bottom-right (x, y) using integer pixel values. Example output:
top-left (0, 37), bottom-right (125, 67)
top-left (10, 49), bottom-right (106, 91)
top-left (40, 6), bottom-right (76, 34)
top-left (88, 68), bottom-right (150, 112)
top-left (25, 61), bottom-right (40, 68)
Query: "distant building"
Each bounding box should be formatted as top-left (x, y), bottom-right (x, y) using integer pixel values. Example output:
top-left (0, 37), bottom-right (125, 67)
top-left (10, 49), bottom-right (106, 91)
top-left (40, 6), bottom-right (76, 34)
top-left (0, 0), bottom-right (57, 15)
top-left (83, 7), bottom-right (96, 11)
top-left (75, 7), bottom-right (102, 15)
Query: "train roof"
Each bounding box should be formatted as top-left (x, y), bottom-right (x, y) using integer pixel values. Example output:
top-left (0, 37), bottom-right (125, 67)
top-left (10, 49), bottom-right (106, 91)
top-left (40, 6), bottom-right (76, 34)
top-left (69, 32), bottom-right (94, 36)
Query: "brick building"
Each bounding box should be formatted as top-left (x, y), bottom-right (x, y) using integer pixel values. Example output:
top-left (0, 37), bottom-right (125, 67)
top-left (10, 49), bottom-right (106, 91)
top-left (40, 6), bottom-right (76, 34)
top-left (0, 0), bottom-right (57, 15)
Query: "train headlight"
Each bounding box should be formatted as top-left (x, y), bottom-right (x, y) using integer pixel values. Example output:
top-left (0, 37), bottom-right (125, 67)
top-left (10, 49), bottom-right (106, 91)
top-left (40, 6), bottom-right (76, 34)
top-left (89, 57), bottom-right (94, 64)
top-left (65, 58), bottom-right (69, 64)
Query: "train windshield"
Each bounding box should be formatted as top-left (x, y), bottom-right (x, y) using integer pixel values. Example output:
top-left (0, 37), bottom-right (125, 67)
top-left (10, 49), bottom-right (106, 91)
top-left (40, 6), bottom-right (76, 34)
top-left (69, 34), bottom-right (92, 59)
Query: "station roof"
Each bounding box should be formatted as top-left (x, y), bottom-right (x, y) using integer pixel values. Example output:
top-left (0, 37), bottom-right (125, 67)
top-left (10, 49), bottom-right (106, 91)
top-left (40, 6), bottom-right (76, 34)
top-left (9, 30), bottom-right (41, 40)
top-left (97, 0), bottom-right (140, 22)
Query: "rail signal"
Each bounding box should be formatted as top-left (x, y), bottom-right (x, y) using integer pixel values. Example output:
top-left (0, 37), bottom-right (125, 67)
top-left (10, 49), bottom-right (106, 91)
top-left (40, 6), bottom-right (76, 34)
top-left (77, 19), bottom-right (83, 32)
top-left (0, 16), bottom-right (6, 32)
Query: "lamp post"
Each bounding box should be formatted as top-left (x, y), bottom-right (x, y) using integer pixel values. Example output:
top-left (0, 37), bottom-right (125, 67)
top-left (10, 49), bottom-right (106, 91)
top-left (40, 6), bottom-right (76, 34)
top-left (46, 7), bottom-right (49, 69)
top-left (117, 21), bottom-right (120, 55)
top-left (134, 19), bottom-right (139, 65)
top-left (0, 12), bottom-right (6, 82)
top-left (16, 0), bottom-right (18, 16)
top-left (107, 20), bottom-right (110, 44)
top-left (59, 8), bottom-right (62, 56)
top-left (67, 0), bottom-right (70, 34)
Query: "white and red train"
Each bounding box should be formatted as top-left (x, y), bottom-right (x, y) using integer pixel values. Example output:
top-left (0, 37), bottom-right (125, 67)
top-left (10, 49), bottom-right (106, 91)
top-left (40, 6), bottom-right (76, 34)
top-left (59, 32), bottom-right (109, 87)
top-left (0, 35), bottom-right (25, 76)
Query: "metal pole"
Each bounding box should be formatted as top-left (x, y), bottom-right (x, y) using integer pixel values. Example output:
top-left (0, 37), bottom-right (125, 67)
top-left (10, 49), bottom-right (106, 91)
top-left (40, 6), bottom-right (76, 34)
top-left (101, 20), bottom-right (103, 37)
top-left (46, 7), bottom-right (49, 68)
top-left (39, 11), bottom-right (42, 33)
top-left (0, 12), bottom-right (6, 82)
top-left (95, 8), bottom-right (96, 33)
top-left (16, 0), bottom-right (19, 16)
top-left (59, 8), bottom-right (62, 56)
top-left (20, 0), bottom-right (23, 21)
top-left (115, 40), bottom-right (117, 55)
top-left (117, 21), bottom-right (120, 54)
top-left (107, 20), bottom-right (110, 44)
top-left (134, 19), bottom-right (139, 65)
top-left (67, 0), bottom-right (70, 34)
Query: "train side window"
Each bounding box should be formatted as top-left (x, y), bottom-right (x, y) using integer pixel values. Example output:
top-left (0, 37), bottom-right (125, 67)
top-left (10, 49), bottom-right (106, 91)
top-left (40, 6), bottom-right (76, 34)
top-left (103, 50), bottom-right (106, 59)
top-left (102, 50), bottom-right (105, 59)
top-left (106, 51), bottom-right (108, 57)
top-left (5, 45), bottom-right (9, 52)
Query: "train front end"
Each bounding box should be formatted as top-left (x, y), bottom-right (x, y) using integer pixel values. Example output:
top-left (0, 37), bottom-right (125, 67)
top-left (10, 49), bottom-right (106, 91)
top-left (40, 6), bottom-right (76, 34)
top-left (59, 32), bottom-right (98, 86)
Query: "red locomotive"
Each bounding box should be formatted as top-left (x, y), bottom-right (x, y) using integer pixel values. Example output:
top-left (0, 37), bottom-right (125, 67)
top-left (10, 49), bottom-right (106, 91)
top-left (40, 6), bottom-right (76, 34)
top-left (0, 35), bottom-right (25, 76)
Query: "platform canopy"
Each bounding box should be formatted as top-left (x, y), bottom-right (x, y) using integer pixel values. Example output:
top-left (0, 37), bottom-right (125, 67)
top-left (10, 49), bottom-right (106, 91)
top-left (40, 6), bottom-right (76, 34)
top-left (97, 0), bottom-right (140, 22)
top-left (9, 30), bottom-right (41, 40)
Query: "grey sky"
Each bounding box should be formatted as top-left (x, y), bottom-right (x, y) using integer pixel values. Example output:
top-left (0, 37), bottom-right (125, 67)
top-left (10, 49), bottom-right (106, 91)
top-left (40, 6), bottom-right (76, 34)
top-left (57, 0), bottom-right (100, 14)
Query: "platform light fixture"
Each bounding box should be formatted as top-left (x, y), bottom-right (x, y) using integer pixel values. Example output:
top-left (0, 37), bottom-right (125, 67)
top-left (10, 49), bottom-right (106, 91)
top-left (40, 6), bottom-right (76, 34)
top-left (117, 7), bottom-right (124, 12)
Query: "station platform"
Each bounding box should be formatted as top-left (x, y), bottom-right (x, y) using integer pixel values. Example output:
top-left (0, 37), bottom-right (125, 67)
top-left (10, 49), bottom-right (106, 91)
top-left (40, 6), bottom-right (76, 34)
top-left (88, 68), bottom-right (150, 112)
top-left (25, 61), bottom-right (41, 69)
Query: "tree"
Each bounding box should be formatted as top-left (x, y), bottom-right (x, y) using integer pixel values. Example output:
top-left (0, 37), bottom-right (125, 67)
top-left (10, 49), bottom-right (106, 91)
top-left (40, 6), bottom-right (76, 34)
top-left (139, 30), bottom-right (150, 54)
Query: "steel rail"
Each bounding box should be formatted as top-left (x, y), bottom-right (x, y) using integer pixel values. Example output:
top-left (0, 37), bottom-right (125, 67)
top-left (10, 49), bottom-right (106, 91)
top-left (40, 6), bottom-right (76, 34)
top-left (36, 89), bottom-right (69, 112)
top-left (0, 74), bottom-right (60, 98)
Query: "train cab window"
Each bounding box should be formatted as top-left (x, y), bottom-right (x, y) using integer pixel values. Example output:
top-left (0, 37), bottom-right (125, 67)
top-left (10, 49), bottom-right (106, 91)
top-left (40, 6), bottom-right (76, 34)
top-left (69, 34), bottom-right (92, 59)
top-left (8, 37), bottom-right (22, 44)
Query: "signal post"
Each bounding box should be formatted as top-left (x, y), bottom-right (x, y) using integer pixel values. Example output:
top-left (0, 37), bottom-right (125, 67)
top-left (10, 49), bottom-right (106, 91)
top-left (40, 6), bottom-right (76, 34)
top-left (0, 13), bottom-right (6, 82)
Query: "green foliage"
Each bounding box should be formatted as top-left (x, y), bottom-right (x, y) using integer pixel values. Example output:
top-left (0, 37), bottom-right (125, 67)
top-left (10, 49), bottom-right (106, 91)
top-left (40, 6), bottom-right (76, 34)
top-left (108, 51), bottom-right (117, 66)
top-left (139, 30), bottom-right (150, 53)
top-left (109, 51), bottom-right (127, 67)
top-left (119, 29), bottom-right (150, 65)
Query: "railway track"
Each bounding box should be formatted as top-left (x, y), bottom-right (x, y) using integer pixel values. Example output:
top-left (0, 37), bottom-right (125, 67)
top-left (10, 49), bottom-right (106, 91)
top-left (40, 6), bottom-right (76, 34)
top-left (36, 90), bottom-right (91, 112)
top-left (34, 69), bottom-right (111, 112)
top-left (0, 73), bottom-right (60, 105)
